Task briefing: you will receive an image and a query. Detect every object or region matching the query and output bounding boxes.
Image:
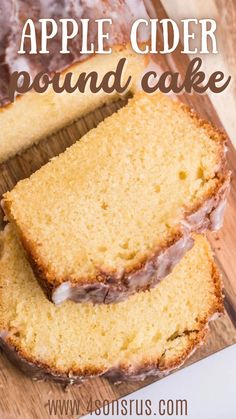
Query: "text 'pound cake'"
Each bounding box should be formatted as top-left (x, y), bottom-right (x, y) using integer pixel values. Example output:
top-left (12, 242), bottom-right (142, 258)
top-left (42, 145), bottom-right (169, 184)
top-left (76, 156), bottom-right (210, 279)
top-left (2, 93), bottom-right (230, 305)
top-left (0, 226), bottom-right (223, 384)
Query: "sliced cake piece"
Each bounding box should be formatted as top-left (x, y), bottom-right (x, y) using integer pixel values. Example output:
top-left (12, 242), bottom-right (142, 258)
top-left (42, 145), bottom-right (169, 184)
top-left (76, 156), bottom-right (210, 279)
top-left (2, 93), bottom-right (230, 304)
top-left (0, 46), bottom-right (146, 163)
top-left (0, 226), bottom-right (223, 384)
top-left (0, 0), bottom-right (150, 162)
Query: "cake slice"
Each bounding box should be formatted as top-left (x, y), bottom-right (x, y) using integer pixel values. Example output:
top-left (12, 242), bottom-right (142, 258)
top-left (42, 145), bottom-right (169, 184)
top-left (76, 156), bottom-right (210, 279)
top-left (0, 46), bottom-right (146, 163)
top-left (0, 226), bottom-right (223, 384)
top-left (0, 0), bottom-right (150, 162)
top-left (2, 93), bottom-right (230, 304)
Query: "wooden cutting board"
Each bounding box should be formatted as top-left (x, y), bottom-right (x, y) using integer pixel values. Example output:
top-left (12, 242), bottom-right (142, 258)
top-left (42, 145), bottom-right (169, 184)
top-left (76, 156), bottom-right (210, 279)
top-left (0, 1), bottom-right (236, 418)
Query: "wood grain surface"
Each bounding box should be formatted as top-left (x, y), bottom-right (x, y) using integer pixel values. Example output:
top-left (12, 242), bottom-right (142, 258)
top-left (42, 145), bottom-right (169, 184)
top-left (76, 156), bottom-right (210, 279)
top-left (0, 1), bottom-right (236, 418)
top-left (164, 0), bottom-right (236, 143)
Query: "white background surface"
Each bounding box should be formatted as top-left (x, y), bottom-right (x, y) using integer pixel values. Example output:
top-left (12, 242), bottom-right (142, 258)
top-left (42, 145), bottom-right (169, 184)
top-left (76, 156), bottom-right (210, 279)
top-left (86, 344), bottom-right (236, 419)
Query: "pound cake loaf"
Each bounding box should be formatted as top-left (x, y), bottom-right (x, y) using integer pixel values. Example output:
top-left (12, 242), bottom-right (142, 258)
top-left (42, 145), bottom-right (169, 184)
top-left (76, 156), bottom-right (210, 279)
top-left (2, 93), bottom-right (230, 305)
top-left (0, 226), bottom-right (223, 384)
top-left (0, 0), bottom-right (149, 162)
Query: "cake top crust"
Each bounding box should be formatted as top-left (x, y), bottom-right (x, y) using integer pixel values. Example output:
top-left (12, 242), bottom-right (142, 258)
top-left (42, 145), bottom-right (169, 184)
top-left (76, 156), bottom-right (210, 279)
top-left (0, 0), bottom-right (149, 106)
